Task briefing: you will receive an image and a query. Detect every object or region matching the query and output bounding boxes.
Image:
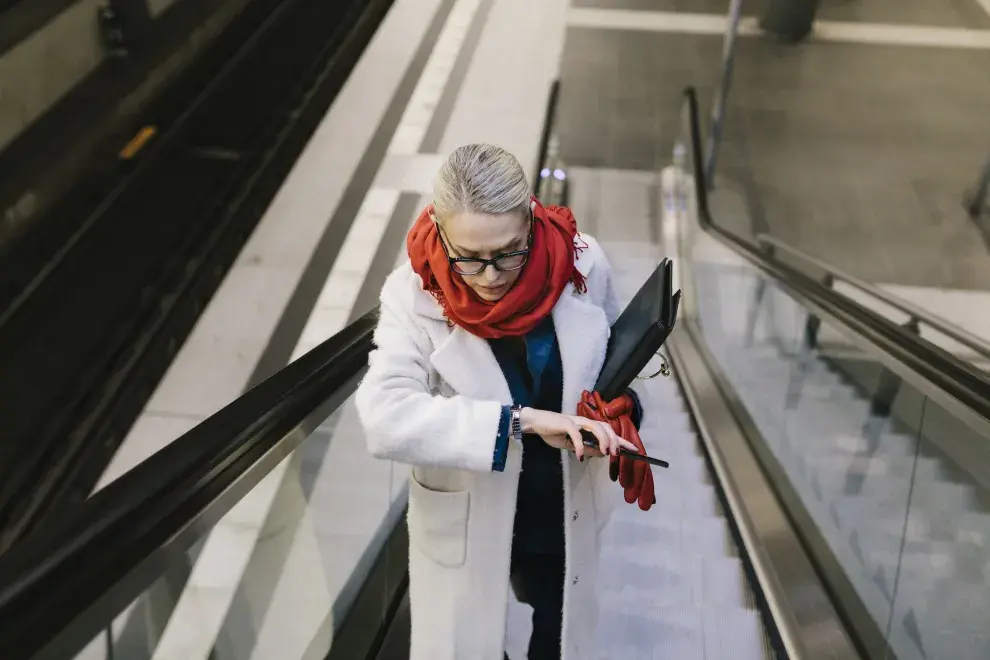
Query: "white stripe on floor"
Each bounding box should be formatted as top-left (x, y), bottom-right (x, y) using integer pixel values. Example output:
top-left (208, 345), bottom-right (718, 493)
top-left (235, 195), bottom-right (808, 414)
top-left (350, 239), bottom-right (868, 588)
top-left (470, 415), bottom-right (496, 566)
top-left (293, 0), bottom-right (483, 359)
top-left (567, 7), bottom-right (990, 50)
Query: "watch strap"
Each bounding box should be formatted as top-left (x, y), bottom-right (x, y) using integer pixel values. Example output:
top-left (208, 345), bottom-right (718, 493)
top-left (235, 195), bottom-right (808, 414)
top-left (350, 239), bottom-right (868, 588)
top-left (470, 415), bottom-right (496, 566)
top-left (510, 405), bottom-right (523, 444)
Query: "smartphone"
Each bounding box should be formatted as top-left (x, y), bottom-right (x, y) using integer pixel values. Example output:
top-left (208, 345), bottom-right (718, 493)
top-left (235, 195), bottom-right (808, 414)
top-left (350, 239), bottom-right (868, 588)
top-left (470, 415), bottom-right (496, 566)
top-left (579, 431), bottom-right (669, 468)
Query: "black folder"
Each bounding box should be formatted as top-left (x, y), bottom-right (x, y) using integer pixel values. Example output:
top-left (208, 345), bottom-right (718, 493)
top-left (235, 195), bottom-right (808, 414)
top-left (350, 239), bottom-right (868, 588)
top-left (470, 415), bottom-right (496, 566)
top-left (580, 258), bottom-right (681, 467)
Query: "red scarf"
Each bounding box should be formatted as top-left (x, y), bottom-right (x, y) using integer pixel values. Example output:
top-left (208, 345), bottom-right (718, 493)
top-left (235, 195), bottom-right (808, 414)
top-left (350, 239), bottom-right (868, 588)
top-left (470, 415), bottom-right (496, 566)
top-left (406, 198), bottom-right (587, 339)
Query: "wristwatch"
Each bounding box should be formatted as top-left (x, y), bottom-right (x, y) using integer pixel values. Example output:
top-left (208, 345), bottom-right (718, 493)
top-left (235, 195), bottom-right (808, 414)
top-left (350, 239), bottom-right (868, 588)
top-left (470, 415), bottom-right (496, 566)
top-left (510, 405), bottom-right (523, 444)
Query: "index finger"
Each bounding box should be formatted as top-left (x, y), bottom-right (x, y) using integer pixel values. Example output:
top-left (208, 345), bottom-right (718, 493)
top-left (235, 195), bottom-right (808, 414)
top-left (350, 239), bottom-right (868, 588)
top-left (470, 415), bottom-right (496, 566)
top-left (618, 437), bottom-right (639, 453)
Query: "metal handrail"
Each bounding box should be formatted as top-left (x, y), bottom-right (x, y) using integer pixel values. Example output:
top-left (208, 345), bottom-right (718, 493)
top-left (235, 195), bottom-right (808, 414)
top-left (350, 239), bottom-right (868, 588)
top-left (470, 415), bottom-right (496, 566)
top-left (0, 309), bottom-right (378, 659)
top-left (678, 84), bottom-right (990, 435)
top-left (755, 233), bottom-right (990, 360)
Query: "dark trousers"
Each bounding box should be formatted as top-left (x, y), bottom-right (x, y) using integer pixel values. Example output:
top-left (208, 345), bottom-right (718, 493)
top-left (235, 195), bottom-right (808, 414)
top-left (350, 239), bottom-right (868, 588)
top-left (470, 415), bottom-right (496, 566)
top-left (507, 552), bottom-right (565, 660)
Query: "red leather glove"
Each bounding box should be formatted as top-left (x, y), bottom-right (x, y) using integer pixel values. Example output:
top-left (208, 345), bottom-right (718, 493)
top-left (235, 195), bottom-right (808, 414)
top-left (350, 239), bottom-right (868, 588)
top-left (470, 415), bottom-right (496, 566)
top-left (576, 390), bottom-right (656, 511)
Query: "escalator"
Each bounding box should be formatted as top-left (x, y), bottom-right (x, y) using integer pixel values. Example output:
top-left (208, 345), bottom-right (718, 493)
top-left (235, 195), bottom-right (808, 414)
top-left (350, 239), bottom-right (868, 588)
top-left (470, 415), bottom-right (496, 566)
top-left (0, 0), bottom-right (394, 550)
top-left (1, 86), bottom-right (989, 660)
top-left (668, 90), bottom-right (990, 660)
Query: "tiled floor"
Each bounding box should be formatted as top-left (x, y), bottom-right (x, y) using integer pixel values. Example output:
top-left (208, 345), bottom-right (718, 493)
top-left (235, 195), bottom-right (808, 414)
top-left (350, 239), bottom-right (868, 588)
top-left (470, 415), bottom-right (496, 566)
top-left (557, 0), bottom-right (990, 289)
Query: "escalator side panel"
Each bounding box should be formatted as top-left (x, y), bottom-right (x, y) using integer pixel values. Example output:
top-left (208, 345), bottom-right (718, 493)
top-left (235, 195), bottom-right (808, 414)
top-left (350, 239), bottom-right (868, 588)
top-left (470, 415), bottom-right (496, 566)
top-left (687, 248), bottom-right (990, 659)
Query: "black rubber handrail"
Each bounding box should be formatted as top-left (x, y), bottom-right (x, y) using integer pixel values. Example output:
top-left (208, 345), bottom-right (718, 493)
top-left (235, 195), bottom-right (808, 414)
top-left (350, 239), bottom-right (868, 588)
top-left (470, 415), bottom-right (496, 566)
top-left (754, 233), bottom-right (990, 361)
top-left (0, 308), bottom-right (377, 659)
top-left (681, 85), bottom-right (990, 425)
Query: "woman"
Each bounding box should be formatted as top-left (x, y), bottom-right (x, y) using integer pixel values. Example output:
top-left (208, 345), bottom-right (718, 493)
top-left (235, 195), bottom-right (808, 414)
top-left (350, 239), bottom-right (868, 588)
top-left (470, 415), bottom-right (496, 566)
top-left (355, 144), bottom-right (654, 660)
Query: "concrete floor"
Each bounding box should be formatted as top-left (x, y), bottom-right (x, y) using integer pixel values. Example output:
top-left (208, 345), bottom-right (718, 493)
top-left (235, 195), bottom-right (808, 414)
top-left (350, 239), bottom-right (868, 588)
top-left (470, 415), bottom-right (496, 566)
top-left (557, 0), bottom-right (990, 289)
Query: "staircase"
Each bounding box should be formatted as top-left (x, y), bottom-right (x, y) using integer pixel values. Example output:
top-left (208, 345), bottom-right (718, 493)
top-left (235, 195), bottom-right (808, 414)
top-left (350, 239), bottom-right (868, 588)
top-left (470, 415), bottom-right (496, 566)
top-left (694, 261), bottom-right (990, 660)
top-left (594, 365), bottom-right (772, 660)
top-left (596, 245), bottom-right (773, 660)
top-left (506, 244), bottom-right (777, 660)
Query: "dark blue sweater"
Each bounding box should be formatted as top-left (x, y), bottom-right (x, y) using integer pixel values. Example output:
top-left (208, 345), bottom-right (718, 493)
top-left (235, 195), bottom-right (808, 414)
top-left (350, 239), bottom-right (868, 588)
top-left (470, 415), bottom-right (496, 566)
top-left (488, 316), bottom-right (641, 557)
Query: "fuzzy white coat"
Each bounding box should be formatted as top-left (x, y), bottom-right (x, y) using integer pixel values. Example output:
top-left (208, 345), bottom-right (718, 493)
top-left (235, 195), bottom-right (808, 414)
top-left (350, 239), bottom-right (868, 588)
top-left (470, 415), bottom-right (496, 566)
top-left (355, 234), bottom-right (622, 660)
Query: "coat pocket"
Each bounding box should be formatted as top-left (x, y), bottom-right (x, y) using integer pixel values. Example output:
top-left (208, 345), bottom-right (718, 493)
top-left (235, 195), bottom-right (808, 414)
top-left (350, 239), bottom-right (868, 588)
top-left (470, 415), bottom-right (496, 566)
top-left (407, 475), bottom-right (470, 568)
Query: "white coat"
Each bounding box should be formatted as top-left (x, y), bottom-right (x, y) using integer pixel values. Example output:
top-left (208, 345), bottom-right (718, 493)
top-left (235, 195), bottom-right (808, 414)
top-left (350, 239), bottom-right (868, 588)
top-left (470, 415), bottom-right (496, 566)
top-left (354, 233), bottom-right (622, 660)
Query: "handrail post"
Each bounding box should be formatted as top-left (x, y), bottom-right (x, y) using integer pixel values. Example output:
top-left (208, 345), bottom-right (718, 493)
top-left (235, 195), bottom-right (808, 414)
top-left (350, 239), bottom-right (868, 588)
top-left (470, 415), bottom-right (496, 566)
top-left (965, 151), bottom-right (990, 220)
top-left (903, 316), bottom-right (921, 336)
top-left (801, 274), bottom-right (833, 351)
top-left (104, 624), bottom-right (115, 660)
top-left (704, 0), bottom-right (745, 188)
top-left (744, 277), bottom-right (767, 348)
top-left (802, 315), bottom-right (820, 352)
top-left (861, 318), bottom-right (921, 450)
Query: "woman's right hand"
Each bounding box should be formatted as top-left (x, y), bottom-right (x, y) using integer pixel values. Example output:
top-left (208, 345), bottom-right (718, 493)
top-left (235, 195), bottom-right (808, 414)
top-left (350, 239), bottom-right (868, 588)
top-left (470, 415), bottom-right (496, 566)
top-left (519, 407), bottom-right (639, 461)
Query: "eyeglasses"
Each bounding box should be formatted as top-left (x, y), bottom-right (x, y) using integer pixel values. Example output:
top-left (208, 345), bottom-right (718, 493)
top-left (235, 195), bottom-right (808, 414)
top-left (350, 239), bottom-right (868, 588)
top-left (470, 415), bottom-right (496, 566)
top-left (435, 214), bottom-right (532, 276)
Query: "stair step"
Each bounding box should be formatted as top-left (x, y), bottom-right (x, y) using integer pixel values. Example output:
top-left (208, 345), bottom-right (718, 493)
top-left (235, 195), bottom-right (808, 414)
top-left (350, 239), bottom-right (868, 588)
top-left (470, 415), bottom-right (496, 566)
top-left (801, 453), bottom-right (944, 488)
top-left (639, 434), bottom-right (701, 456)
top-left (796, 481), bottom-right (976, 554)
top-left (640, 421), bottom-right (696, 441)
top-left (626, 452), bottom-right (709, 484)
top-left (630, 482), bottom-right (720, 516)
top-left (814, 472), bottom-right (974, 517)
top-left (893, 625), bottom-right (990, 660)
top-left (596, 604), bottom-right (770, 660)
top-left (581, 311), bottom-right (774, 658)
top-left (598, 555), bottom-right (753, 609)
top-left (603, 518), bottom-right (736, 561)
top-left (800, 429), bottom-right (916, 458)
top-left (833, 525), bottom-right (989, 606)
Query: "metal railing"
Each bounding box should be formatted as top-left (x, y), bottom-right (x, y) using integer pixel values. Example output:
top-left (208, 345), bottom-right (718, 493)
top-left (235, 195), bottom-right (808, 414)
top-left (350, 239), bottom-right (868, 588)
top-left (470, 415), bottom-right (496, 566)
top-left (0, 310), bottom-right (378, 659)
top-left (966, 151), bottom-right (990, 221)
top-left (670, 85), bottom-right (990, 660)
top-left (699, 8), bottom-right (990, 369)
top-left (755, 233), bottom-right (990, 363)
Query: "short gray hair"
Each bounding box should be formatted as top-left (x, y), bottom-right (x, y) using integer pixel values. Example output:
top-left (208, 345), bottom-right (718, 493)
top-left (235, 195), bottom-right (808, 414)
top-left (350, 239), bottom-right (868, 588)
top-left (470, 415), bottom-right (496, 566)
top-left (433, 144), bottom-right (531, 221)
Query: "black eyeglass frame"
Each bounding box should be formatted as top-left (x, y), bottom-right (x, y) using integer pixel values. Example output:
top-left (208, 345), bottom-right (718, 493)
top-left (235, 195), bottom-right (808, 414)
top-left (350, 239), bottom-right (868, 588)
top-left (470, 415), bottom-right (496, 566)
top-left (433, 211), bottom-right (534, 276)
